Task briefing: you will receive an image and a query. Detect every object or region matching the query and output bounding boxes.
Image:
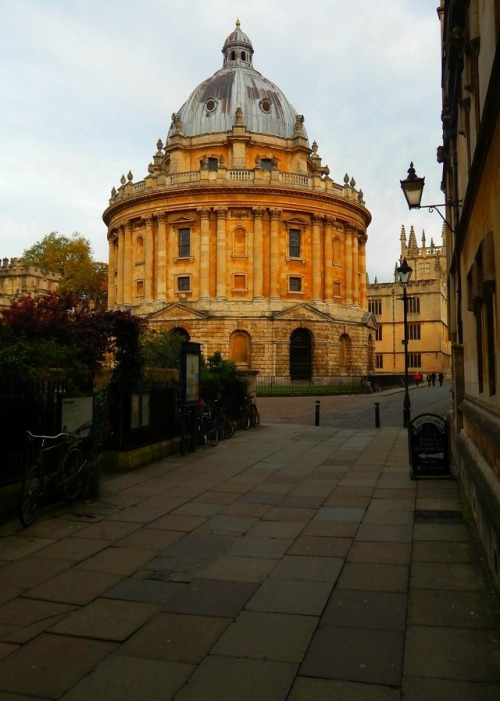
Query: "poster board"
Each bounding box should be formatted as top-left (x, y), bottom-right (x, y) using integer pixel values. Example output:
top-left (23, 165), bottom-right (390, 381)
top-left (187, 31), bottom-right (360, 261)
top-left (409, 413), bottom-right (450, 479)
top-left (61, 396), bottom-right (93, 436)
top-left (180, 342), bottom-right (201, 406)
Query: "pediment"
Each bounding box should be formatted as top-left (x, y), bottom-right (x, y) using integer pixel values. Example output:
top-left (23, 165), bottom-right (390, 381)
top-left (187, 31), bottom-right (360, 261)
top-left (272, 303), bottom-right (333, 322)
top-left (146, 302), bottom-right (208, 322)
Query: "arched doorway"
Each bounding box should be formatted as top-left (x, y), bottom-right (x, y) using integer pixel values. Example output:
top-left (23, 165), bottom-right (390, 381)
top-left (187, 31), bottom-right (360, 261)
top-left (290, 328), bottom-right (312, 380)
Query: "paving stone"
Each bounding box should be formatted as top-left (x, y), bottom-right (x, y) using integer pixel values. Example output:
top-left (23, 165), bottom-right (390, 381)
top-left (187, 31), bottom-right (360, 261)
top-left (161, 532), bottom-right (236, 558)
top-left (212, 610), bottom-right (318, 662)
top-left (322, 589), bottom-right (407, 631)
top-left (32, 536), bottom-right (109, 561)
top-left (301, 627), bottom-right (404, 686)
top-left (163, 578), bottom-right (258, 617)
top-left (355, 524), bottom-right (413, 543)
top-left (198, 555), bottom-right (277, 582)
top-left (408, 588), bottom-right (500, 628)
top-left (246, 578), bottom-right (333, 615)
top-left (404, 625), bottom-right (500, 682)
top-left (174, 655), bottom-right (297, 701)
top-left (23, 568), bottom-right (122, 605)
top-left (303, 521), bottom-right (359, 537)
top-left (401, 677), bottom-right (500, 701)
top-left (0, 557), bottom-right (73, 590)
top-left (0, 598), bottom-right (74, 627)
top-left (288, 535), bottom-right (352, 558)
top-left (238, 492), bottom-right (284, 505)
top-left (221, 502), bottom-right (272, 518)
top-left (412, 523), bottom-right (470, 541)
top-left (247, 521), bottom-right (305, 539)
top-left (146, 513), bottom-right (208, 531)
top-left (262, 506), bottom-right (316, 522)
top-left (114, 527), bottom-right (183, 551)
top-left (322, 496), bottom-right (371, 508)
top-left (314, 507), bottom-right (366, 522)
top-left (362, 509), bottom-right (413, 525)
top-left (73, 520), bottom-right (141, 541)
top-left (271, 555), bottom-right (344, 583)
top-left (49, 598), bottom-right (157, 640)
top-left (0, 536), bottom-right (56, 561)
top-left (172, 502), bottom-right (225, 517)
top-left (75, 546), bottom-right (155, 575)
top-left (337, 562), bottom-right (409, 592)
top-left (117, 612), bottom-right (230, 663)
top-left (197, 514), bottom-right (259, 534)
top-left (288, 677), bottom-right (401, 700)
top-left (15, 518), bottom-right (88, 540)
top-left (103, 577), bottom-right (185, 605)
top-left (228, 535), bottom-right (293, 558)
top-left (0, 633), bottom-right (116, 698)
top-left (411, 540), bottom-right (476, 563)
top-left (347, 541), bottom-right (411, 565)
top-left (61, 654), bottom-right (193, 701)
top-left (410, 562), bottom-right (486, 590)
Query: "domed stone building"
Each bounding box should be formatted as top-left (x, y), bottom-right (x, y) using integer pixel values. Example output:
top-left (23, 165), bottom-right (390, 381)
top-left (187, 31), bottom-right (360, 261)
top-left (103, 21), bottom-right (374, 382)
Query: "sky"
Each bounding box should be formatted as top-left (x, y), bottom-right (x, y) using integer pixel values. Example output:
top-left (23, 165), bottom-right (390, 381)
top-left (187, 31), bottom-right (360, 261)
top-left (0, 0), bottom-right (444, 283)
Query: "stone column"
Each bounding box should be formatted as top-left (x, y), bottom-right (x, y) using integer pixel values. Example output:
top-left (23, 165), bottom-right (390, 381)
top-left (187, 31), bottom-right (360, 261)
top-left (324, 217), bottom-right (334, 301)
top-left (123, 222), bottom-right (133, 305)
top-left (253, 208), bottom-right (265, 299)
top-left (269, 209), bottom-right (281, 300)
top-left (352, 232), bottom-right (359, 306)
top-left (312, 214), bottom-right (322, 301)
top-left (156, 214), bottom-right (167, 301)
top-left (359, 233), bottom-right (368, 308)
top-left (215, 208), bottom-right (228, 299)
top-left (198, 207), bottom-right (211, 300)
top-left (166, 221), bottom-right (176, 299)
top-left (107, 232), bottom-right (117, 309)
top-left (144, 215), bottom-right (154, 302)
top-left (344, 228), bottom-right (353, 304)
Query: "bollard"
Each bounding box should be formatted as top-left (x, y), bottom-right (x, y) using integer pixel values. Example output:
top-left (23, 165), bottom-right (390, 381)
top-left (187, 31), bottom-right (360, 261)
top-left (315, 400), bottom-right (320, 426)
top-left (374, 402), bottom-right (380, 428)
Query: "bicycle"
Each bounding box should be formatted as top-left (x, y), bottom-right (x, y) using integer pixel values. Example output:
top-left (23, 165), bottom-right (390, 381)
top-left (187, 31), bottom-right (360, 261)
top-left (19, 431), bottom-right (88, 527)
top-left (239, 392), bottom-right (260, 430)
top-left (211, 401), bottom-right (235, 439)
top-left (198, 406), bottom-right (219, 447)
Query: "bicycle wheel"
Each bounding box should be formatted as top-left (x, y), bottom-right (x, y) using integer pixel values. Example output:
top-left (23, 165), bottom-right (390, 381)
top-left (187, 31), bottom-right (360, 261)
top-left (241, 407), bottom-right (251, 430)
top-left (206, 422), bottom-right (219, 447)
top-left (250, 404), bottom-right (260, 428)
top-left (19, 462), bottom-right (43, 527)
top-left (224, 419), bottom-right (235, 439)
top-left (62, 447), bottom-right (85, 501)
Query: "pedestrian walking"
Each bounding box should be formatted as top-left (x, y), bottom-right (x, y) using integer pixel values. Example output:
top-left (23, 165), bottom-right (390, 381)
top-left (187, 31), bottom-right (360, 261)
top-left (431, 372), bottom-right (436, 386)
top-left (438, 372), bottom-right (444, 386)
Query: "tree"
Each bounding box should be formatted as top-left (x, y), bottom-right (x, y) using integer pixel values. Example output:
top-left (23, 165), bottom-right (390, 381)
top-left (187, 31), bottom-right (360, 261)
top-left (141, 329), bottom-right (184, 370)
top-left (23, 232), bottom-right (108, 309)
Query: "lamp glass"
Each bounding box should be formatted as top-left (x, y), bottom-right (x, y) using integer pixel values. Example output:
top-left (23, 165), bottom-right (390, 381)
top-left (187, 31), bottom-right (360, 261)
top-left (400, 162), bottom-right (425, 209)
top-left (397, 258), bottom-right (413, 286)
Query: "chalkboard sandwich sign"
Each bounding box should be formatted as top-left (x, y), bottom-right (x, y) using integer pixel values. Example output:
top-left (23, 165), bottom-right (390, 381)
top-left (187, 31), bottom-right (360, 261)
top-left (409, 413), bottom-right (450, 479)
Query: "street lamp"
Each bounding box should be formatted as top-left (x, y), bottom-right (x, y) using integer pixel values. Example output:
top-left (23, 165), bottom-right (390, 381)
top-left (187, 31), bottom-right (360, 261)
top-left (400, 162), bottom-right (460, 232)
top-left (397, 257), bottom-right (413, 428)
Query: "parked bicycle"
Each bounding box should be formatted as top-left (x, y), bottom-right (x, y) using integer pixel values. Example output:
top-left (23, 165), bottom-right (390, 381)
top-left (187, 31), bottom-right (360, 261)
top-left (211, 401), bottom-right (235, 439)
top-left (198, 405), bottom-right (219, 447)
top-left (19, 431), bottom-right (88, 527)
top-left (239, 392), bottom-right (260, 430)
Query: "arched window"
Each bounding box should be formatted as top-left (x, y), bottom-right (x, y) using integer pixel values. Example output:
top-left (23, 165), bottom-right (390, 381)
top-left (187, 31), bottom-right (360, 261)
top-left (232, 227), bottom-right (247, 256)
top-left (136, 235), bottom-right (144, 262)
top-left (339, 334), bottom-right (352, 368)
top-left (170, 327), bottom-right (190, 342)
top-left (229, 331), bottom-right (251, 367)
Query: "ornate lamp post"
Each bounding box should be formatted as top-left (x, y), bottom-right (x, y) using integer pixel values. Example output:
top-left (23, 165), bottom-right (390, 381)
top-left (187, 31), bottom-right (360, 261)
top-left (397, 258), bottom-right (413, 427)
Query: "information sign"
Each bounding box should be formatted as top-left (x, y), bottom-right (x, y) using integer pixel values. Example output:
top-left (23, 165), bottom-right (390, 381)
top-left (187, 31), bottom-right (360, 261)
top-left (409, 413), bottom-right (450, 479)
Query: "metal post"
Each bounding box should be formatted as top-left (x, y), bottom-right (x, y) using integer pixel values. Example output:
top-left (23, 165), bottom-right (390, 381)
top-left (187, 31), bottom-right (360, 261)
top-left (374, 402), bottom-right (380, 428)
top-left (315, 400), bottom-right (320, 426)
top-left (403, 287), bottom-right (411, 427)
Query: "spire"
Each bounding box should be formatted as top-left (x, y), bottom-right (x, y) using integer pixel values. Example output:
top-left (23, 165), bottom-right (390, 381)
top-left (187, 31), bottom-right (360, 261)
top-left (222, 20), bottom-right (254, 68)
top-left (408, 225), bottom-right (418, 252)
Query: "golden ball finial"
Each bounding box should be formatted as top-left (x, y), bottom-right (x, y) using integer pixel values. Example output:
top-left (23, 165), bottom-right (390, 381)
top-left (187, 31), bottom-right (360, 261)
top-left (236, 18), bottom-right (240, 27)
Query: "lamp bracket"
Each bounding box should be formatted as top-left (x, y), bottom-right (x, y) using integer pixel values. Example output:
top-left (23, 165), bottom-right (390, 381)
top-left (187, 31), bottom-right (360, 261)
top-left (420, 202), bottom-right (462, 233)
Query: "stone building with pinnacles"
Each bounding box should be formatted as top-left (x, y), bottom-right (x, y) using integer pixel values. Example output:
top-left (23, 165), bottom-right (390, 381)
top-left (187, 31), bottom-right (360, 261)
top-left (0, 258), bottom-right (59, 311)
top-left (103, 21), bottom-right (374, 382)
top-left (367, 224), bottom-right (451, 380)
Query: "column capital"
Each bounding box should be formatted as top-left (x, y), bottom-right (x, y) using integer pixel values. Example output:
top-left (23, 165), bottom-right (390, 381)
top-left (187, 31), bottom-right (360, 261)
top-left (311, 213), bottom-right (323, 225)
top-left (197, 207), bottom-right (211, 219)
top-left (215, 207), bottom-right (228, 219)
top-left (269, 208), bottom-right (282, 220)
top-left (252, 207), bottom-right (265, 219)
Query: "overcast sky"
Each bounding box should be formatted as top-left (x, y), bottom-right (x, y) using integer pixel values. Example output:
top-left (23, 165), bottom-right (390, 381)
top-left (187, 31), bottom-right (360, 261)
top-left (0, 0), bottom-right (444, 282)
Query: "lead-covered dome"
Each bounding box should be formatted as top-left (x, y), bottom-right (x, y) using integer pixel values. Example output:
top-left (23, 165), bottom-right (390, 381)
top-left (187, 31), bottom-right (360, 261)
top-left (167, 20), bottom-right (308, 141)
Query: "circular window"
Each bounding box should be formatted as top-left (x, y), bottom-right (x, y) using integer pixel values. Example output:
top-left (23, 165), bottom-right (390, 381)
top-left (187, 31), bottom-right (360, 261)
top-left (206, 98), bottom-right (217, 112)
top-left (260, 99), bottom-right (272, 114)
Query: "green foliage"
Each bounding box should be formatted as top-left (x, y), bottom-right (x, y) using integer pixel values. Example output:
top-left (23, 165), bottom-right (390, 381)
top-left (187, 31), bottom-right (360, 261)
top-left (200, 351), bottom-right (248, 416)
top-left (23, 232), bottom-right (108, 309)
top-left (141, 329), bottom-right (183, 370)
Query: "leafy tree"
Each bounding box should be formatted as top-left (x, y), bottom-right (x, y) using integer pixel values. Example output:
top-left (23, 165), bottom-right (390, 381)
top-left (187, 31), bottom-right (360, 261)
top-left (141, 329), bottom-right (184, 370)
top-left (23, 232), bottom-right (108, 309)
top-left (200, 351), bottom-right (248, 416)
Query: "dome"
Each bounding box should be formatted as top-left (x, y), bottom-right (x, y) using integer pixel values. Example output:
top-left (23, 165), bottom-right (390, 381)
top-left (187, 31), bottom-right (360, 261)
top-left (167, 20), bottom-right (308, 142)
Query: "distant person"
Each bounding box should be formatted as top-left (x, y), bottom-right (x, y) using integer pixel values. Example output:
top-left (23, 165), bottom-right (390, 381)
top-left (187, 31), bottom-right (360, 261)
top-left (438, 372), bottom-right (444, 386)
top-left (431, 372), bottom-right (436, 386)
top-left (427, 373), bottom-right (432, 387)
top-left (413, 372), bottom-right (421, 387)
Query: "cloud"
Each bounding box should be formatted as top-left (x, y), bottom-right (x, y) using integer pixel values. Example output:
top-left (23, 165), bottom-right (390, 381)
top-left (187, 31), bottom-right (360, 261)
top-left (0, 0), bottom-right (444, 278)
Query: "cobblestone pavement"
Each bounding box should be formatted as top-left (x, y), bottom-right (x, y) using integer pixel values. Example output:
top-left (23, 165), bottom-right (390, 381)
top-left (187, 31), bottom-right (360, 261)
top-left (0, 390), bottom-right (499, 700)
